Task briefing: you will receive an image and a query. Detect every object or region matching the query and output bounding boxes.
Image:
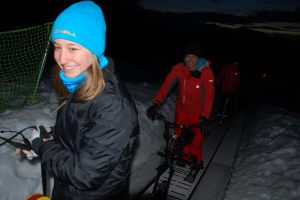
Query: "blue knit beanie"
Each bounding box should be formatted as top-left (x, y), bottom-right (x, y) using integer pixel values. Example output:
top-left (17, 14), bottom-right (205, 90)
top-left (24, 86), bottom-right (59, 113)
top-left (51, 0), bottom-right (108, 68)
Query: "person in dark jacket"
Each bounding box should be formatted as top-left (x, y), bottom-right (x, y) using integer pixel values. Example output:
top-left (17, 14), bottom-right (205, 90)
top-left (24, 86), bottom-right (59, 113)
top-left (20, 1), bottom-right (139, 199)
top-left (146, 42), bottom-right (215, 182)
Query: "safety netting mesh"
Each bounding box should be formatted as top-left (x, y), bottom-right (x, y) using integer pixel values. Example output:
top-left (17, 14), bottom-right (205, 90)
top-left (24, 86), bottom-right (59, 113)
top-left (0, 22), bottom-right (52, 112)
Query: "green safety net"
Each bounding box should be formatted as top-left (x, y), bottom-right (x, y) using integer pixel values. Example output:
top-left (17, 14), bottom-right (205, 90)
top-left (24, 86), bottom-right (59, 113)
top-left (0, 22), bottom-right (53, 112)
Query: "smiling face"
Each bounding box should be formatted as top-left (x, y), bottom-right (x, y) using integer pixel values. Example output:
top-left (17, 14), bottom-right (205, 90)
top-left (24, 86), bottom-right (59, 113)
top-left (184, 54), bottom-right (199, 70)
top-left (53, 39), bottom-right (93, 78)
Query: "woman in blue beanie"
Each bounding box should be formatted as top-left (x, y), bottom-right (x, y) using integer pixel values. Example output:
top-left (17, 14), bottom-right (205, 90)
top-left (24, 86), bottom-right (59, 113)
top-left (21, 1), bottom-right (139, 199)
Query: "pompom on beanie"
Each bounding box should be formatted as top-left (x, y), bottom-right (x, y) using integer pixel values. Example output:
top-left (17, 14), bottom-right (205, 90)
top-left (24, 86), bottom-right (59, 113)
top-left (51, 0), bottom-right (108, 68)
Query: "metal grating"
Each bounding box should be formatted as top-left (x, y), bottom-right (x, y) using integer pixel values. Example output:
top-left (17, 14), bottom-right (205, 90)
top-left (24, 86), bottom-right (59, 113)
top-left (138, 122), bottom-right (232, 200)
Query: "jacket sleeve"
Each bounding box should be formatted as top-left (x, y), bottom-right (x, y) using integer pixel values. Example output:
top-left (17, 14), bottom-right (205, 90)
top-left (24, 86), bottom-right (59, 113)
top-left (201, 66), bottom-right (215, 118)
top-left (38, 99), bottom-right (132, 190)
top-left (154, 64), bottom-right (180, 105)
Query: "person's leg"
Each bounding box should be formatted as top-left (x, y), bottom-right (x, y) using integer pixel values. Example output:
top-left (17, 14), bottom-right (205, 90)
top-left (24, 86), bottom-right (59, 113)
top-left (218, 91), bottom-right (226, 115)
top-left (190, 127), bottom-right (204, 165)
top-left (183, 127), bottom-right (204, 183)
top-left (175, 111), bottom-right (190, 166)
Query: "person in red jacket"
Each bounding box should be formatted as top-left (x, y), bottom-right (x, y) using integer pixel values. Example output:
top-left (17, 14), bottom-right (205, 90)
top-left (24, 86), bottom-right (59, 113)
top-left (147, 42), bottom-right (215, 182)
top-left (216, 59), bottom-right (241, 122)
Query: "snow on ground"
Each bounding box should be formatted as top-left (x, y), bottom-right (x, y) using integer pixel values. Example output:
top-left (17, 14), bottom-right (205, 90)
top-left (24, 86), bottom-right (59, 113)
top-left (0, 80), bottom-right (300, 200)
top-left (223, 106), bottom-right (300, 200)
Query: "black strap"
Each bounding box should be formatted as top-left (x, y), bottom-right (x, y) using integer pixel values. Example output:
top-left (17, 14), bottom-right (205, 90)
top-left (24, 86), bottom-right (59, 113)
top-left (41, 164), bottom-right (48, 196)
top-left (0, 126), bottom-right (36, 150)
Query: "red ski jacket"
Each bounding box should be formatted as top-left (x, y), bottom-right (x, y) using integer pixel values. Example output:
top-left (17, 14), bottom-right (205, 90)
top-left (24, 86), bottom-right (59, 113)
top-left (216, 64), bottom-right (240, 93)
top-left (153, 62), bottom-right (215, 119)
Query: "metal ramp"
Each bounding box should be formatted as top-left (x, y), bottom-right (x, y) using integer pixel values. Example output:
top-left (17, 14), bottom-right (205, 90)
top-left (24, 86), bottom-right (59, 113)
top-left (138, 121), bottom-right (232, 200)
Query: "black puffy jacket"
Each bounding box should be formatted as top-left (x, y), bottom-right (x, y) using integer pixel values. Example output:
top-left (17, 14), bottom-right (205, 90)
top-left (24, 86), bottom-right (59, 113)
top-left (35, 59), bottom-right (139, 200)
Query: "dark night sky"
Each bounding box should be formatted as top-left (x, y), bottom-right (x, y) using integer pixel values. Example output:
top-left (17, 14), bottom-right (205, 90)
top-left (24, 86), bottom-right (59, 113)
top-left (140, 0), bottom-right (300, 15)
top-left (0, 1), bottom-right (74, 32)
top-left (2, 0), bottom-right (299, 32)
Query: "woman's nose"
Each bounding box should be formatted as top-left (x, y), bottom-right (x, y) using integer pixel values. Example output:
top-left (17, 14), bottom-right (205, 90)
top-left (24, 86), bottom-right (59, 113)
top-left (56, 49), bottom-right (70, 65)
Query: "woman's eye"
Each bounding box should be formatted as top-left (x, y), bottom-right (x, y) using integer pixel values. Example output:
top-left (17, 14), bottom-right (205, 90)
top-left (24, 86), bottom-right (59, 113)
top-left (54, 46), bottom-right (61, 51)
top-left (70, 48), bottom-right (78, 52)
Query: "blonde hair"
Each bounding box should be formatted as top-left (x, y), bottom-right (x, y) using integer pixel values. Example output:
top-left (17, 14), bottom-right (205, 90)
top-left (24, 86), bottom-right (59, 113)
top-left (52, 54), bottom-right (105, 102)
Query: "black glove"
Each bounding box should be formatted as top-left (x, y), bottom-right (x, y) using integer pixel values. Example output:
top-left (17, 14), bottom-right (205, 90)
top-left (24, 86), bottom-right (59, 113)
top-left (147, 103), bottom-right (160, 120)
top-left (18, 125), bottom-right (54, 160)
top-left (199, 117), bottom-right (211, 137)
top-left (31, 125), bottom-right (54, 155)
top-left (180, 129), bottom-right (194, 148)
top-left (190, 70), bottom-right (201, 78)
